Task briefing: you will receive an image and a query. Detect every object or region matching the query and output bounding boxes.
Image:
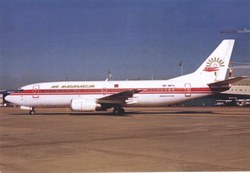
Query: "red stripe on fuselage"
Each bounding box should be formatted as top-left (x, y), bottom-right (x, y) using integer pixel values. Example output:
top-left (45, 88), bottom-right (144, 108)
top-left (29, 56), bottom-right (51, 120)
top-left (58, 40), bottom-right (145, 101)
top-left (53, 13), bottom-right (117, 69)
top-left (10, 87), bottom-right (225, 96)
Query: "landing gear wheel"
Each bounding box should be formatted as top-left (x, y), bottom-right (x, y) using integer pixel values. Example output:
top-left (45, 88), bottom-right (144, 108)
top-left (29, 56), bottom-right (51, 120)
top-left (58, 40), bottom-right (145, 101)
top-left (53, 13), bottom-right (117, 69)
top-left (29, 109), bottom-right (36, 115)
top-left (119, 108), bottom-right (125, 114)
top-left (113, 107), bottom-right (125, 115)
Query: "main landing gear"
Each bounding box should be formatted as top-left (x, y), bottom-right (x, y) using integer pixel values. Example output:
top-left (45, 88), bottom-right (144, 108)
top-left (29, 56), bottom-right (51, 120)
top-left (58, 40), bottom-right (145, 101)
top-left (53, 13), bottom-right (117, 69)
top-left (113, 106), bottom-right (125, 115)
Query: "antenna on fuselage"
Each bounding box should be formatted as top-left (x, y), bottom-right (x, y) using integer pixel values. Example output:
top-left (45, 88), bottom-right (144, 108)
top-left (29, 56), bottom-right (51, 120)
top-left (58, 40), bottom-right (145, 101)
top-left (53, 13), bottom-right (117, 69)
top-left (178, 61), bottom-right (183, 75)
top-left (105, 70), bottom-right (112, 81)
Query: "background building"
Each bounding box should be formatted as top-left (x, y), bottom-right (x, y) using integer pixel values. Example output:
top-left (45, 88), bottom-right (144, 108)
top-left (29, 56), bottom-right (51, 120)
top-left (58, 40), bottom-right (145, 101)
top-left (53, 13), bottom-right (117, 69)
top-left (0, 90), bottom-right (15, 107)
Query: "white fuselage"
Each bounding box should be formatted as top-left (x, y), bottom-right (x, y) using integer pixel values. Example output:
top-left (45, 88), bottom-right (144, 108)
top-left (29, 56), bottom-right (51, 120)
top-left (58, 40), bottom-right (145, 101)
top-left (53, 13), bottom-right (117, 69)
top-left (6, 77), bottom-right (218, 108)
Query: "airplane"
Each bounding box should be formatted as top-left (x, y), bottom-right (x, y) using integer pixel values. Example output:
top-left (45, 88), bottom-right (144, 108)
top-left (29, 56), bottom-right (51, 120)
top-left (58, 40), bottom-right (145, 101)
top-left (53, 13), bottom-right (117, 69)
top-left (5, 39), bottom-right (245, 115)
top-left (221, 28), bottom-right (250, 34)
top-left (237, 28), bottom-right (250, 33)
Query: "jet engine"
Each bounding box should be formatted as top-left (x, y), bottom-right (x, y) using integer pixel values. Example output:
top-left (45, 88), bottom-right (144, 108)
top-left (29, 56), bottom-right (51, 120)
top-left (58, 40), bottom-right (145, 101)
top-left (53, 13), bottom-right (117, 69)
top-left (70, 98), bottom-right (101, 112)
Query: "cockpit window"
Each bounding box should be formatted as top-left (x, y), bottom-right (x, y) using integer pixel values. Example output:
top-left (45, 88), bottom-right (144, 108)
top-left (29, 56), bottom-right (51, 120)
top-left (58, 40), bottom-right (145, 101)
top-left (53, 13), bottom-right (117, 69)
top-left (16, 89), bottom-right (24, 93)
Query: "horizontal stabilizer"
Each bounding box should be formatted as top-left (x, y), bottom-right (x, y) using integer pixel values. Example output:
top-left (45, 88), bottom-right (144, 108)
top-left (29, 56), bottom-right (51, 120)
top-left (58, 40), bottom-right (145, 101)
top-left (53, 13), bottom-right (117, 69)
top-left (208, 76), bottom-right (248, 87)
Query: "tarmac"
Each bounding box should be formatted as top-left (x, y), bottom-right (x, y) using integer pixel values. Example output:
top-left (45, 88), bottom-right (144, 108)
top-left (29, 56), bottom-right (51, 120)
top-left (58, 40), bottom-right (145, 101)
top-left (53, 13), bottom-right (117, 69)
top-left (0, 106), bottom-right (250, 173)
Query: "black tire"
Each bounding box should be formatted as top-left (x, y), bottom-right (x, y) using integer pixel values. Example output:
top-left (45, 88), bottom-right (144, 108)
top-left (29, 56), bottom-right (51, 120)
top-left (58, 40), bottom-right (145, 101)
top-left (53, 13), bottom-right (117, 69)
top-left (113, 109), bottom-right (120, 115)
top-left (119, 108), bottom-right (125, 114)
top-left (113, 107), bottom-right (125, 115)
top-left (29, 110), bottom-right (35, 115)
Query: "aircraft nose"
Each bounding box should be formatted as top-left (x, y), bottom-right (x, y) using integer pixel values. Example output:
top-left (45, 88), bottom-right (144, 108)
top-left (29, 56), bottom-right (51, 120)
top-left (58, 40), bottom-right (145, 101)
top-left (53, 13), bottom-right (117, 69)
top-left (5, 95), bottom-right (14, 103)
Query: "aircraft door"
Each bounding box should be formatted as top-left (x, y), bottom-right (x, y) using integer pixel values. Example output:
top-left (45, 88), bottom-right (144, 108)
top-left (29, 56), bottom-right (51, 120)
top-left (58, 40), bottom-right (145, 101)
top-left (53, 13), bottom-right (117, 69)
top-left (185, 83), bottom-right (191, 97)
top-left (32, 85), bottom-right (40, 98)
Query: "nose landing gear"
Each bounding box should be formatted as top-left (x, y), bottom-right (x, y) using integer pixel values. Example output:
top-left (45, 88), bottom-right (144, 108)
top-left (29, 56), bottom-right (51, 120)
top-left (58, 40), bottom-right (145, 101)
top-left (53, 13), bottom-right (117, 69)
top-left (29, 108), bottom-right (36, 115)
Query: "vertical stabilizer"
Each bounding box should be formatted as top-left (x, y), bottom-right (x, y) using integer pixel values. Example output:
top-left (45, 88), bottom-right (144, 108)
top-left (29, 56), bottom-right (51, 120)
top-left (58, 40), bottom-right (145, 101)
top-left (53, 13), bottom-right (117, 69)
top-left (194, 39), bottom-right (235, 82)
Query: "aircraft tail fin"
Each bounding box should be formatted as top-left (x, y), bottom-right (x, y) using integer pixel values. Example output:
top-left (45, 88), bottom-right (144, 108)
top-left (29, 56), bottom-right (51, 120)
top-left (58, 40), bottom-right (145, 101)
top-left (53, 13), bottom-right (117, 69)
top-left (193, 39), bottom-right (235, 82)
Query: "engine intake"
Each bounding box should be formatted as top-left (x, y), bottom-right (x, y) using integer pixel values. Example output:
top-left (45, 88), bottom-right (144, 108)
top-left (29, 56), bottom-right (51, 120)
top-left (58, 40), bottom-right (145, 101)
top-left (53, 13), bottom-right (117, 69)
top-left (70, 99), bottom-right (101, 112)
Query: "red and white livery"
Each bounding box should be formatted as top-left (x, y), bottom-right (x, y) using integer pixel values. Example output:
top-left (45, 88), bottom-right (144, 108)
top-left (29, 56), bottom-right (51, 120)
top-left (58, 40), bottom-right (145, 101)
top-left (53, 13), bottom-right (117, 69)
top-left (6, 39), bottom-right (243, 114)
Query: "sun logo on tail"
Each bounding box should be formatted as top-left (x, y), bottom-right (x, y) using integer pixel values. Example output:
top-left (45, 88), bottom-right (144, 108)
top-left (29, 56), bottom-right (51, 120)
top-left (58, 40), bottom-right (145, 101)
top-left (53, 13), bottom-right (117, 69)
top-left (203, 57), bottom-right (225, 72)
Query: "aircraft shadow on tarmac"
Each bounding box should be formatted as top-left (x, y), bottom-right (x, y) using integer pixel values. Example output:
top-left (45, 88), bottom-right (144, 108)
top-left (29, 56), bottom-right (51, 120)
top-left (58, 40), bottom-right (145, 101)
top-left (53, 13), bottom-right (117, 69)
top-left (138, 110), bottom-right (215, 114)
top-left (9, 110), bottom-right (216, 116)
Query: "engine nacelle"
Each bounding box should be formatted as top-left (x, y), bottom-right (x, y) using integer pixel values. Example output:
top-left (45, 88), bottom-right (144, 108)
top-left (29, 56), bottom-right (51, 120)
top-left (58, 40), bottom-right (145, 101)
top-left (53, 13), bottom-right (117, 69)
top-left (70, 99), bottom-right (101, 112)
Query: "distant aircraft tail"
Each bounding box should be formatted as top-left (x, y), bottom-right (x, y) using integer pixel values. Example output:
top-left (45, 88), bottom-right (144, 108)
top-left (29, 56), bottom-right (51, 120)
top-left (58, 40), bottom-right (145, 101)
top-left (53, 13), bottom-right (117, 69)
top-left (193, 39), bottom-right (235, 83)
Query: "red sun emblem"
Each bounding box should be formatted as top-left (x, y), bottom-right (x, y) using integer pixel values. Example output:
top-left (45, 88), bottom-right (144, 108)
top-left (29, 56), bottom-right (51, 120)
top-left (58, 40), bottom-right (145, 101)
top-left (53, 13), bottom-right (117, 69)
top-left (203, 57), bottom-right (225, 72)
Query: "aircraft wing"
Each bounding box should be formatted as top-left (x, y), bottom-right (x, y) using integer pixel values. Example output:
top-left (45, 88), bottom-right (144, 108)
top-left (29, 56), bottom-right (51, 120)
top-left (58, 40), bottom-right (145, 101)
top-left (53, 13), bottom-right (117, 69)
top-left (97, 89), bottom-right (142, 105)
top-left (208, 76), bottom-right (248, 87)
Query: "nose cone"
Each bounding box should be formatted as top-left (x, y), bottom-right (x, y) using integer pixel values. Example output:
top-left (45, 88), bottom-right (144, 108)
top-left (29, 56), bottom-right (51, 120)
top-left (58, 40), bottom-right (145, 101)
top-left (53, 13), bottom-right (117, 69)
top-left (5, 95), bottom-right (15, 104)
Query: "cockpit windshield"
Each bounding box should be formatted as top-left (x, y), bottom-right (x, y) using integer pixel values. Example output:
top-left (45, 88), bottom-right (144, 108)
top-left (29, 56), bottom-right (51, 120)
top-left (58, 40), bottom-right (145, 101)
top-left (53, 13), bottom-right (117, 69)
top-left (16, 88), bottom-right (24, 93)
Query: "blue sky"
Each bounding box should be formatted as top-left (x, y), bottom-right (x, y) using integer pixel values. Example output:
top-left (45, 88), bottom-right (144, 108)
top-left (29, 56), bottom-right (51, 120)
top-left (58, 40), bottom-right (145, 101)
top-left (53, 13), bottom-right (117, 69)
top-left (1, 0), bottom-right (250, 89)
